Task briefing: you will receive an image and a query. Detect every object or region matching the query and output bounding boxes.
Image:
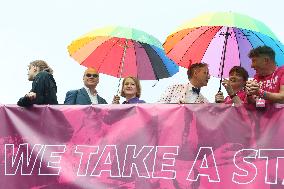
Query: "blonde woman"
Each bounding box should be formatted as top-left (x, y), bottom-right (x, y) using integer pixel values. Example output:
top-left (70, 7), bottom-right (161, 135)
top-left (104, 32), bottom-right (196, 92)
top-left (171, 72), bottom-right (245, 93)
top-left (112, 76), bottom-right (145, 104)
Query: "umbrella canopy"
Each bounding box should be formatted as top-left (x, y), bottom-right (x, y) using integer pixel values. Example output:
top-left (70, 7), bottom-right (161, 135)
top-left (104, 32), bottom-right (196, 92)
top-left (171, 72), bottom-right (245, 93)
top-left (68, 26), bottom-right (178, 80)
top-left (164, 12), bottom-right (284, 78)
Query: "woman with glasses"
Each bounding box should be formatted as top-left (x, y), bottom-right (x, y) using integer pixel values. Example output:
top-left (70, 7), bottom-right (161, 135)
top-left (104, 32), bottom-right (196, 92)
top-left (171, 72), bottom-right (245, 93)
top-left (215, 66), bottom-right (249, 105)
top-left (112, 76), bottom-right (145, 104)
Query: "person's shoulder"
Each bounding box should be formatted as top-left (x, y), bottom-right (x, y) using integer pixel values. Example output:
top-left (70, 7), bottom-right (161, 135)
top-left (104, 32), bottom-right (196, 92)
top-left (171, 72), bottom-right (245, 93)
top-left (166, 83), bottom-right (186, 90)
top-left (140, 99), bottom-right (146, 103)
top-left (35, 71), bottom-right (53, 81)
top-left (68, 87), bottom-right (86, 94)
top-left (273, 66), bottom-right (284, 79)
top-left (38, 71), bottom-right (50, 77)
top-left (277, 66), bottom-right (284, 73)
top-left (66, 89), bottom-right (79, 95)
top-left (138, 99), bottom-right (146, 103)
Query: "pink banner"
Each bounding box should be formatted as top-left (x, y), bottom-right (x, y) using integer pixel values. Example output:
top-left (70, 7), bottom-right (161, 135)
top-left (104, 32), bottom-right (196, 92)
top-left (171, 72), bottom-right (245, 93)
top-left (1, 104), bottom-right (284, 189)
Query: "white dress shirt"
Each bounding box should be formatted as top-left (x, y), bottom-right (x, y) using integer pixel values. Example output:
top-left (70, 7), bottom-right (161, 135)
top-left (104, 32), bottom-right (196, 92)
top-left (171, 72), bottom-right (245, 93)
top-left (158, 81), bottom-right (208, 103)
top-left (84, 87), bottom-right (98, 104)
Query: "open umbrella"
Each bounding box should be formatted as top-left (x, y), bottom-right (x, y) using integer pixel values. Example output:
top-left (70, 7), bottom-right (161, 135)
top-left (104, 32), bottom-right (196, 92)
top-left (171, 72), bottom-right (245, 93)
top-left (68, 26), bottom-right (178, 82)
top-left (163, 12), bottom-right (284, 90)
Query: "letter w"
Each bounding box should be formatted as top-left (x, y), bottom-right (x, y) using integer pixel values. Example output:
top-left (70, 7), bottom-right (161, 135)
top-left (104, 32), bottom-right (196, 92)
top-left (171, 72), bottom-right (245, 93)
top-left (5, 143), bottom-right (44, 175)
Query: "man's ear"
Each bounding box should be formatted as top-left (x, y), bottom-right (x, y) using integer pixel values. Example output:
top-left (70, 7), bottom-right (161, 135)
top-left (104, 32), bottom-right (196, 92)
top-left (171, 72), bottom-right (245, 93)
top-left (264, 57), bottom-right (270, 64)
top-left (193, 68), bottom-right (200, 77)
top-left (34, 66), bottom-right (39, 72)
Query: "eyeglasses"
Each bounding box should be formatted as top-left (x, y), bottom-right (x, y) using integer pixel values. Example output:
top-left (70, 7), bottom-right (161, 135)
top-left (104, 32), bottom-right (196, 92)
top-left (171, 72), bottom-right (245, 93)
top-left (85, 73), bottom-right (99, 78)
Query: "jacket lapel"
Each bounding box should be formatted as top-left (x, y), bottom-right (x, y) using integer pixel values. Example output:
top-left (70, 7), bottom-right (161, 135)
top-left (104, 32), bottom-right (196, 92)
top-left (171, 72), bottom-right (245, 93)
top-left (81, 88), bottom-right (92, 104)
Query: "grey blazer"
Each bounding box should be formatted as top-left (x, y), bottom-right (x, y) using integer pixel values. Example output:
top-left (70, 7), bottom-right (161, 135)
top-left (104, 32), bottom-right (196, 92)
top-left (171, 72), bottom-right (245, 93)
top-left (64, 87), bottom-right (107, 105)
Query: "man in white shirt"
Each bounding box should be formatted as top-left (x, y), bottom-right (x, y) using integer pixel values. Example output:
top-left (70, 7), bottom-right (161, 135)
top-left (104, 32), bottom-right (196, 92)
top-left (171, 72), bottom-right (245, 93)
top-left (159, 63), bottom-right (210, 103)
top-left (64, 68), bottom-right (107, 104)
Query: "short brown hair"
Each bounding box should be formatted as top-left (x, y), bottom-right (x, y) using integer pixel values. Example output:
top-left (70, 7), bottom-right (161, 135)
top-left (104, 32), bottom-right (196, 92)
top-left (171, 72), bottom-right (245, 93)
top-left (30, 60), bottom-right (53, 74)
top-left (187, 63), bottom-right (208, 79)
top-left (248, 46), bottom-right (275, 61)
top-left (229, 66), bottom-right (249, 81)
top-left (121, 76), bottom-right (142, 98)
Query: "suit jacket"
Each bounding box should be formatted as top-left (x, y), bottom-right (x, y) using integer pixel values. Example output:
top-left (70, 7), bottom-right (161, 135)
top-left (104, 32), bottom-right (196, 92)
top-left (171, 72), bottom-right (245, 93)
top-left (64, 87), bottom-right (107, 105)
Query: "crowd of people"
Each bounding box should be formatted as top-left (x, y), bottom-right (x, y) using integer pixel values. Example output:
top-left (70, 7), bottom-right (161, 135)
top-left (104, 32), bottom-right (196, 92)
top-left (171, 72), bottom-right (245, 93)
top-left (17, 45), bottom-right (284, 107)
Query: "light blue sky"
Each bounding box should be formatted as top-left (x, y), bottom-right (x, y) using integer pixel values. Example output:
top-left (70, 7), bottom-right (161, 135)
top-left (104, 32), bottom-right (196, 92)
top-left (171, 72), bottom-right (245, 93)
top-left (1, 0), bottom-right (283, 104)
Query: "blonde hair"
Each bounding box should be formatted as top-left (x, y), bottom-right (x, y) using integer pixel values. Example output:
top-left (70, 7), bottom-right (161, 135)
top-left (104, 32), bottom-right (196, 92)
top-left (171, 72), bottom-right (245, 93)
top-left (30, 60), bottom-right (53, 74)
top-left (121, 76), bottom-right (141, 98)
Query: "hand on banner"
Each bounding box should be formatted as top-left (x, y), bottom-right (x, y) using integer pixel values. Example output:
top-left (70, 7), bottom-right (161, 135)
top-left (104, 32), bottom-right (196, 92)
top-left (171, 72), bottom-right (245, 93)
top-left (25, 92), bottom-right (37, 100)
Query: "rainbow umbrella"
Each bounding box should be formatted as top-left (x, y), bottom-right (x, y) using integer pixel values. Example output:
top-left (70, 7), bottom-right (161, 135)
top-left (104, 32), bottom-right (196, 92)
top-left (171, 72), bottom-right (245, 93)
top-left (164, 12), bottom-right (284, 90)
top-left (68, 26), bottom-right (178, 81)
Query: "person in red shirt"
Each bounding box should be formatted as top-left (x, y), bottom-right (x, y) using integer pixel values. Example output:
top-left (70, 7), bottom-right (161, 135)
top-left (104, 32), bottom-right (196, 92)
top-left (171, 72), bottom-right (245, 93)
top-left (246, 46), bottom-right (284, 104)
top-left (215, 66), bottom-right (248, 105)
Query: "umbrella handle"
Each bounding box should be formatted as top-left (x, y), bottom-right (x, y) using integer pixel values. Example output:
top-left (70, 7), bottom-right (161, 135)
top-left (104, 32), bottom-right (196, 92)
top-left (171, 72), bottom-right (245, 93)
top-left (218, 27), bottom-right (230, 93)
top-left (218, 78), bottom-right (222, 92)
top-left (152, 80), bottom-right (159, 87)
top-left (117, 77), bottom-right (122, 95)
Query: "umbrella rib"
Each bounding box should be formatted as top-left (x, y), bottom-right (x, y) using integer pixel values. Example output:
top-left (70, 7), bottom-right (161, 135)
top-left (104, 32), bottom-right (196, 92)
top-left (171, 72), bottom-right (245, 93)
top-left (116, 39), bottom-right (129, 94)
top-left (96, 38), bottom-right (122, 72)
top-left (179, 27), bottom-right (214, 65)
top-left (251, 30), bottom-right (284, 54)
top-left (133, 42), bottom-right (139, 78)
top-left (233, 28), bottom-right (242, 67)
top-left (78, 37), bottom-right (110, 66)
top-left (164, 28), bottom-right (196, 55)
top-left (218, 26), bottom-right (230, 91)
top-left (199, 26), bottom-right (222, 65)
top-left (143, 43), bottom-right (159, 80)
top-left (117, 38), bottom-right (128, 78)
top-left (238, 28), bottom-right (270, 49)
top-left (141, 43), bottom-right (167, 80)
top-left (238, 28), bottom-right (254, 56)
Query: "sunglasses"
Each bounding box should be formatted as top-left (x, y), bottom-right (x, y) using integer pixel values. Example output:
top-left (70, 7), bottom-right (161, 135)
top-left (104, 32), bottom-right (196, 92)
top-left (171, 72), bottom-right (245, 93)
top-left (85, 73), bottom-right (99, 78)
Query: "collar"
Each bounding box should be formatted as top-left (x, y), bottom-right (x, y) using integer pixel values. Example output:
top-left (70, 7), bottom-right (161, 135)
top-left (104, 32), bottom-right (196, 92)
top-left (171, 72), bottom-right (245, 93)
top-left (192, 87), bottom-right (200, 95)
top-left (187, 81), bottom-right (201, 90)
top-left (84, 86), bottom-right (97, 96)
top-left (257, 67), bottom-right (278, 79)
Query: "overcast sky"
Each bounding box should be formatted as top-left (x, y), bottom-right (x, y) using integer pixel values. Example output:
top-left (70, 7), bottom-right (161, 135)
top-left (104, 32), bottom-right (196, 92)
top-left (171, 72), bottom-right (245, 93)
top-left (1, 0), bottom-right (283, 104)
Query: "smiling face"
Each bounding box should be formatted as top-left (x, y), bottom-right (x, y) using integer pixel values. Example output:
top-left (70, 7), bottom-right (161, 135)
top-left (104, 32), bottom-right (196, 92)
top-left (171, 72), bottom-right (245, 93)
top-left (251, 55), bottom-right (269, 76)
top-left (228, 72), bottom-right (246, 92)
top-left (83, 68), bottom-right (99, 89)
top-left (122, 77), bottom-right (137, 99)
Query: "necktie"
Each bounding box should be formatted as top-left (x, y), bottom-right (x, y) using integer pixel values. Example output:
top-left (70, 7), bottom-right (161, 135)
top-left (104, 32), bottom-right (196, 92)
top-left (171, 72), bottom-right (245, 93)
top-left (192, 87), bottom-right (200, 95)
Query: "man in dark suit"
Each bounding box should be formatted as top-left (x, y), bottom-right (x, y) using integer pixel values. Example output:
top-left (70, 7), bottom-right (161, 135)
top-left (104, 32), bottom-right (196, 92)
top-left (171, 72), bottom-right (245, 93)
top-left (64, 68), bottom-right (107, 104)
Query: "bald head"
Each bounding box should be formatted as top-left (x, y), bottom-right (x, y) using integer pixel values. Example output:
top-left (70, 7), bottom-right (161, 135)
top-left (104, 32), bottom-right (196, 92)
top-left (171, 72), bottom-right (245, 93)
top-left (83, 68), bottom-right (99, 90)
top-left (84, 68), bottom-right (98, 76)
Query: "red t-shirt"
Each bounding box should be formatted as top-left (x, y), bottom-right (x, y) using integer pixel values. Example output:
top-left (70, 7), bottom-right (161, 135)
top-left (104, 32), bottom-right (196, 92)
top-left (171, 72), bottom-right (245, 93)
top-left (224, 90), bottom-right (247, 104)
top-left (254, 66), bottom-right (284, 93)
